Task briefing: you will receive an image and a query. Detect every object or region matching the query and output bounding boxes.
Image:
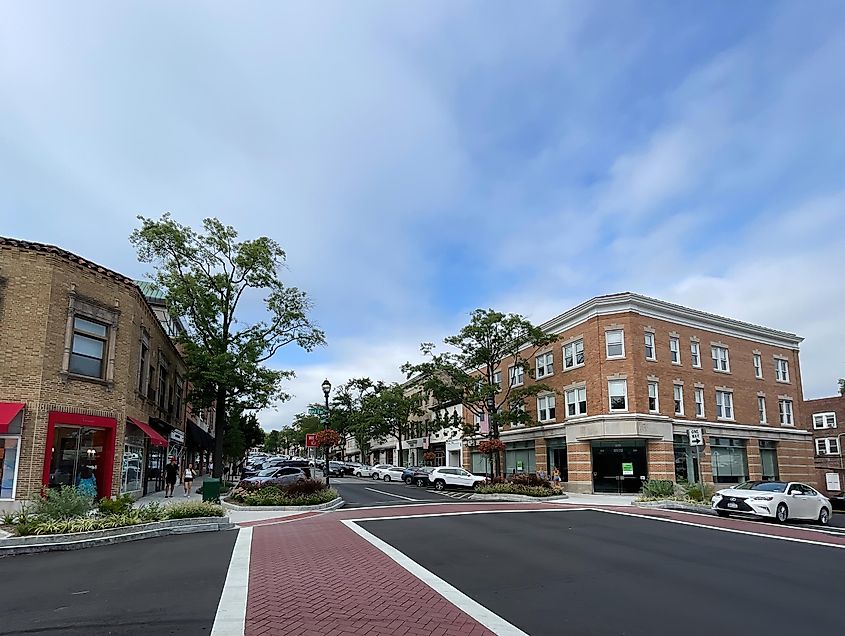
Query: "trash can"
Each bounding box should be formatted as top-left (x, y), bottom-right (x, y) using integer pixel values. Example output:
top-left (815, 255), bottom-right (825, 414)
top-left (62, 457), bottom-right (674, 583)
top-left (202, 478), bottom-right (221, 503)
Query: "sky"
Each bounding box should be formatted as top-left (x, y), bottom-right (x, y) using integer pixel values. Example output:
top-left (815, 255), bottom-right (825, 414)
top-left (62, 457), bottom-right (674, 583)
top-left (1, 1), bottom-right (843, 430)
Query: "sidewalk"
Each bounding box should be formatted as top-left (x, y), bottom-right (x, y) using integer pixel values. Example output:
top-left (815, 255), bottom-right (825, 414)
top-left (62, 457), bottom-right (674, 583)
top-left (134, 475), bottom-right (208, 507)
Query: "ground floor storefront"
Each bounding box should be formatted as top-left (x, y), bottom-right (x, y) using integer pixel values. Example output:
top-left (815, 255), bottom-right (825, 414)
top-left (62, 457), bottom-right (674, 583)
top-left (461, 416), bottom-right (816, 494)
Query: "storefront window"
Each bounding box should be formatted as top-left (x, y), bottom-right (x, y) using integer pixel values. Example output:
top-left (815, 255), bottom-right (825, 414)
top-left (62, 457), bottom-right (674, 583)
top-left (48, 425), bottom-right (109, 498)
top-left (710, 437), bottom-right (748, 484)
top-left (547, 440), bottom-right (568, 481)
top-left (759, 440), bottom-right (779, 481)
top-left (122, 443), bottom-right (145, 493)
top-left (506, 441), bottom-right (536, 474)
top-left (470, 451), bottom-right (490, 474)
top-left (1, 437), bottom-right (20, 499)
top-left (673, 434), bottom-right (700, 483)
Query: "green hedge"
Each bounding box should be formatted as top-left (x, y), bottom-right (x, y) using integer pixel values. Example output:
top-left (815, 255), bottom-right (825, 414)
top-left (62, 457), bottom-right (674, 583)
top-left (474, 483), bottom-right (559, 497)
top-left (229, 485), bottom-right (338, 507)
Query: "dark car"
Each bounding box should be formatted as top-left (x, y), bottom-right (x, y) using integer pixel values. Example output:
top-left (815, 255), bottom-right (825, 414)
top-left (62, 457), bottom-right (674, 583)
top-left (401, 466), bottom-right (424, 485)
top-left (323, 461), bottom-right (347, 477)
top-left (829, 493), bottom-right (845, 511)
top-left (409, 466), bottom-right (435, 487)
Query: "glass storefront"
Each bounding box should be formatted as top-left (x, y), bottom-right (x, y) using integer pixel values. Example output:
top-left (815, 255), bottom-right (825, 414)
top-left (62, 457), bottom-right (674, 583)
top-left (471, 450), bottom-right (490, 474)
top-left (759, 440), bottom-right (779, 481)
top-left (146, 445), bottom-right (166, 495)
top-left (710, 437), bottom-right (748, 484)
top-left (1, 437), bottom-right (20, 499)
top-left (673, 434), bottom-right (700, 483)
top-left (48, 425), bottom-right (109, 498)
top-left (591, 440), bottom-right (647, 493)
top-left (547, 439), bottom-right (568, 481)
top-left (505, 441), bottom-right (536, 474)
top-left (122, 444), bottom-right (144, 493)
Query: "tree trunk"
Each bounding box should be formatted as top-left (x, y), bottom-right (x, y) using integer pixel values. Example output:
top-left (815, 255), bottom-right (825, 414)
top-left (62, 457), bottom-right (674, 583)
top-left (397, 431), bottom-right (404, 467)
top-left (213, 384), bottom-right (226, 479)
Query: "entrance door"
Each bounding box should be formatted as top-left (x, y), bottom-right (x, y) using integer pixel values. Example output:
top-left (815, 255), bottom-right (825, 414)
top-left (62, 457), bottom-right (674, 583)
top-left (591, 440), bottom-right (647, 493)
top-left (48, 425), bottom-right (109, 498)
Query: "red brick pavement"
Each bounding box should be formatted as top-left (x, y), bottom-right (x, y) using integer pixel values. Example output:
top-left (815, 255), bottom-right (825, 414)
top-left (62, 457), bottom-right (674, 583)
top-left (244, 501), bottom-right (845, 635)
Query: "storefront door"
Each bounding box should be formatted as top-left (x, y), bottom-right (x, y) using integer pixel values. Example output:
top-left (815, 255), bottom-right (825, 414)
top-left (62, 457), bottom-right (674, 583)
top-left (591, 440), bottom-right (647, 493)
top-left (145, 443), bottom-right (165, 495)
top-left (47, 425), bottom-right (110, 498)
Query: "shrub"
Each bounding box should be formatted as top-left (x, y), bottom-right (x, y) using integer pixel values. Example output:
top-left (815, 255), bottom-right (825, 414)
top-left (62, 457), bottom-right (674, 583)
top-left (508, 473), bottom-right (552, 489)
top-left (137, 502), bottom-right (166, 522)
top-left (230, 485), bottom-right (338, 507)
top-left (685, 482), bottom-right (715, 503)
top-left (283, 479), bottom-right (326, 497)
top-left (31, 487), bottom-right (94, 520)
top-left (15, 513), bottom-right (144, 536)
top-left (98, 493), bottom-right (135, 516)
top-left (640, 480), bottom-right (675, 499)
top-left (164, 501), bottom-right (224, 519)
top-left (475, 483), bottom-right (559, 497)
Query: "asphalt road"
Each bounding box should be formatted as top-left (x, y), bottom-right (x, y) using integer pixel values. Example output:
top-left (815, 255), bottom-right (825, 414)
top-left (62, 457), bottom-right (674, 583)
top-left (332, 476), bottom-right (462, 508)
top-left (0, 531), bottom-right (237, 635)
top-left (361, 509), bottom-right (845, 636)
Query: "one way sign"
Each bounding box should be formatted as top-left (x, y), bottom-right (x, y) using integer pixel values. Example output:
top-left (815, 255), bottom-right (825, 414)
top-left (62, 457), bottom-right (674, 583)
top-left (688, 428), bottom-right (704, 446)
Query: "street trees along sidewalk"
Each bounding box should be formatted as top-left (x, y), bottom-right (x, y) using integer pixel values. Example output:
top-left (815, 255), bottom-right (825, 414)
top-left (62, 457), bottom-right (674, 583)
top-left (131, 215), bottom-right (325, 479)
top-left (403, 309), bottom-right (557, 477)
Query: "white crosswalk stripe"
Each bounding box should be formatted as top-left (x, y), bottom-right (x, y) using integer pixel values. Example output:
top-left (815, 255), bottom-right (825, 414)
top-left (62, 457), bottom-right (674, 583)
top-left (427, 490), bottom-right (474, 500)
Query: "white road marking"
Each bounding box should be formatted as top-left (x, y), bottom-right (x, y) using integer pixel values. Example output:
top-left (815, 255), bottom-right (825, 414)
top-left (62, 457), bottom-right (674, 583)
top-left (211, 527), bottom-right (253, 636)
top-left (351, 507), bottom-right (588, 522)
top-left (344, 519), bottom-right (530, 636)
top-left (364, 487), bottom-right (419, 501)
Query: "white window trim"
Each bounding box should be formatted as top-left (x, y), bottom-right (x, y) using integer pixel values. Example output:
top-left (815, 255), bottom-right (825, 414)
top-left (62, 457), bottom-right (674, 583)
top-left (778, 399), bottom-right (794, 427)
top-left (605, 329), bottom-right (626, 360)
top-left (715, 390), bottom-right (734, 421)
top-left (537, 394), bottom-right (556, 423)
top-left (509, 364), bottom-right (524, 388)
top-left (647, 381), bottom-right (659, 414)
top-left (711, 345), bottom-right (731, 373)
top-left (670, 337), bottom-right (681, 365)
top-left (775, 359), bottom-right (790, 383)
top-left (694, 388), bottom-right (705, 419)
top-left (817, 438), bottom-right (841, 456)
top-left (758, 396), bottom-right (767, 424)
top-left (690, 341), bottom-right (701, 368)
top-left (673, 384), bottom-right (684, 416)
top-left (644, 333), bottom-right (656, 362)
top-left (562, 339), bottom-right (585, 371)
top-left (753, 354), bottom-right (763, 379)
top-left (0, 435), bottom-right (22, 501)
top-left (608, 379), bottom-right (628, 412)
top-left (536, 352), bottom-right (554, 379)
top-left (813, 412), bottom-right (837, 429)
top-left (493, 370), bottom-right (502, 393)
top-left (565, 386), bottom-right (587, 417)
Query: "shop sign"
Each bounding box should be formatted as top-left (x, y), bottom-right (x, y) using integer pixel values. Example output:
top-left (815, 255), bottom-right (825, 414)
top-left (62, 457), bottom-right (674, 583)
top-left (516, 460), bottom-right (524, 472)
top-left (169, 429), bottom-right (185, 444)
top-left (306, 433), bottom-right (318, 448)
top-left (826, 473), bottom-right (841, 491)
top-left (406, 437), bottom-right (429, 449)
top-left (622, 462), bottom-right (634, 476)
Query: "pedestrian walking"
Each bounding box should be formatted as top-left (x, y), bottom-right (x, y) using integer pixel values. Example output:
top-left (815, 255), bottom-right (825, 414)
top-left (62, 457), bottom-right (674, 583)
top-left (164, 457), bottom-right (178, 498)
top-left (182, 463), bottom-right (196, 497)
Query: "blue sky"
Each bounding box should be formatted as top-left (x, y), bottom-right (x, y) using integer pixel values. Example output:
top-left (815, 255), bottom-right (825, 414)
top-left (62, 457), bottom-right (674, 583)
top-left (1, 2), bottom-right (843, 429)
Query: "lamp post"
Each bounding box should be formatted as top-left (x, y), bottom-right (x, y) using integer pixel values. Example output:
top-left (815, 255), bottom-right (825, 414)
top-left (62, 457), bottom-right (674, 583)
top-left (321, 378), bottom-right (332, 487)
top-left (485, 394), bottom-right (495, 480)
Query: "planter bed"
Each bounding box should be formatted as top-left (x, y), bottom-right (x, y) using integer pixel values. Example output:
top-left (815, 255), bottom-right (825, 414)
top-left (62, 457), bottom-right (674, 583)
top-left (222, 496), bottom-right (344, 512)
top-left (0, 516), bottom-right (233, 557)
top-left (470, 493), bottom-right (568, 502)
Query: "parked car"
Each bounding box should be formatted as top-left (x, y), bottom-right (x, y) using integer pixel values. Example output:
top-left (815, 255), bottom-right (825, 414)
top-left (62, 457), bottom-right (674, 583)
top-left (712, 481), bottom-right (832, 525)
top-left (409, 466), bottom-right (435, 487)
top-left (829, 493), bottom-right (845, 511)
top-left (353, 464), bottom-right (375, 478)
top-left (371, 464), bottom-right (395, 480)
top-left (379, 466), bottom-right (407, 482)
top-left (428, 467), bottom-right (487, 491)
top-left (323, 461), bottom-right (347, 477)
top-left (401, 466), bottom-right (424, 485)
top-left (238, 466), bottom-right (306, 488)
top-left (344, 462), bottom-right (363, 475)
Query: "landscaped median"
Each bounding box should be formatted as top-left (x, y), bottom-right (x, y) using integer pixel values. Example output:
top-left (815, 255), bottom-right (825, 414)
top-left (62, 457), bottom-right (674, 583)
top-left (633, 479), bottom-right (715, 514)
top-left (469, 474), bottom-right (568, 502)
top-left (0, 488), bottom-right (231, 557)
top-left (222, 478), bottom-right (344, 511)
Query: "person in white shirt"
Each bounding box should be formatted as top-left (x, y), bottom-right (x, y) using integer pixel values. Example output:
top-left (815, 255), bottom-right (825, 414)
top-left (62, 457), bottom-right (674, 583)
top-left (182, 463), bottom-right (195, 497)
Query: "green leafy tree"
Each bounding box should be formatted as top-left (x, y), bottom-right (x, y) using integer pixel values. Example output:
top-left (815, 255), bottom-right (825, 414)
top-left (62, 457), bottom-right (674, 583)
top-left (362, 382), bottom-right (424, 467)
top-left (263, 430), bottom-right (282, 454)
top-left (403, 309), bottom-right (557, 476)
top-left (222, 408), bottom-right (265, 466)
top-left (131, 215), bottom-right (325, 478)
top-left (331, 378), bottom-right (380, 460)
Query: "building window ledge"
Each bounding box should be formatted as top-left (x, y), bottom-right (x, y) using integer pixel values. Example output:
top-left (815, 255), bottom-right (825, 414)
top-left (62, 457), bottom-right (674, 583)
top-left (563, 363), bottom-right (585, 372)
top-left (62, 371), bottom-right (113, 389)
top-left (713, 369), bottom-right (732, 375)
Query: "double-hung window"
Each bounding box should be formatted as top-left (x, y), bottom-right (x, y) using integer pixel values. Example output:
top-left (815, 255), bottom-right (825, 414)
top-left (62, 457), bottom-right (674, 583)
top-left (817, 438), bottom-right (840, 455)
top-left (608, 379), bottom-right (627, 411)
top-left (753, 354), bottom-right (762, 379)
top-left (605, 330), bottom-right (625, 358)
top-left (138, 329), bottom-right (150, 394)
top-left (670, 337), bottom-right (680, 364)
top-left (563, 339), bottom-right (585, 369)
top-left (493, 370), bottom-right (502, 393)
top-left (813, 412), bottom-right (837, 429)
top-left (536, 352), bottom-right (554, 378)
top-left (644, 333), bottom-right (656, 361)
top-left (69, 317), bottom-right (109, 378)
top-left (694, 388), bottom-right (704, 418)
top-left (537, 395), bottom-right (556, 422)
top-left (565, 387), bottom-right (586, 417)
top-left (673, 385), bottom-right (684, 415)
top-left (647, 382), bottom-right (659, 413)
top-left (775, 359), bottom-right (789, 383)
top-left (690, 341), bottom-right (701, 368)
top-left (758, 396), bottom-right (767, 424)
top-left (509, 365), bottom-right (524, 387)
top-left (715, 390), bottom-right (733, 420)
top-left (712, 346), bottom-right (730, 372)
top-left (778, 399), bottom-right (793, 426)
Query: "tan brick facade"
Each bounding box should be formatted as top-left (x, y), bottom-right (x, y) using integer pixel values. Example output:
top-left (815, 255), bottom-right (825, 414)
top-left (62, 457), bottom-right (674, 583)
top-left (461, 293), bottom-right (816, 493)
top-left (0, 238), bottom-right (187, 510)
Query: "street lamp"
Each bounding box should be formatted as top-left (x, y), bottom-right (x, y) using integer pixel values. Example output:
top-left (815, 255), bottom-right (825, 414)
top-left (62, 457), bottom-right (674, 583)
top-left (322, 379), bottom-right (331, 487)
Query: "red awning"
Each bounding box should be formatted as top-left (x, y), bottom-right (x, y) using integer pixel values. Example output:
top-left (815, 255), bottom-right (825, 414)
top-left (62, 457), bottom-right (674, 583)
top-left (0, 402), bottom-right (25, 434)
top-left (127, 417), bottom-right (168, 447)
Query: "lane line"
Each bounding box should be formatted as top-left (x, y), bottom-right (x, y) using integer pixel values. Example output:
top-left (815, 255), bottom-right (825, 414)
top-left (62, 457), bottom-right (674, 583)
top-left (597, 508), bottom-right (845, 550)
top-left (352, 507), bottom-right (589, 522)
top-left (364, 487), bottom-right (420, 501)
top-left (211, 527), bottom-right (253, 636)
top-left (344, 519), bottom-right (529, 636)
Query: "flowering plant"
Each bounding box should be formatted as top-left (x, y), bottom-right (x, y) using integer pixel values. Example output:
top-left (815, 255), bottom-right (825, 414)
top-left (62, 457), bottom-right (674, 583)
top-left (478, 439), bottom-right (506, 455)
top-left (314, 429), bottom-right (342, 448)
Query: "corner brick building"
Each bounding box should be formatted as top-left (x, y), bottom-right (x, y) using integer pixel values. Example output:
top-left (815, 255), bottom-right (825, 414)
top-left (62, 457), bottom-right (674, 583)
top-left (804, 393), bottom-right (844, 497)
top-left (0, 237), bottom-right (189, 511)
top-left (462, 293), bottom-right (815, 494)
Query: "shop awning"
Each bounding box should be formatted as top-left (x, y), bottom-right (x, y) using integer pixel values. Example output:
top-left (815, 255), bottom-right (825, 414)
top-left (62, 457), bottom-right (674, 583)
top-left (127, 417), bottom-right (169, 447)
top-left (0, 402), bottom-right (25, 434)
top-left (187, 420), bottom-right (215, 451)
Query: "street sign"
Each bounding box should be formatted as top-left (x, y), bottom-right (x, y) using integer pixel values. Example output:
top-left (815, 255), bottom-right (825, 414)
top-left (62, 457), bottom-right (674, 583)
top-left (305, 433), bottom-right (318, 448)
top-left (622, 462), bottom-right (634, 476)
top-left (308, 405), bottom-right (327, 416)
top-left (688, 428), bottom-right (704, 446)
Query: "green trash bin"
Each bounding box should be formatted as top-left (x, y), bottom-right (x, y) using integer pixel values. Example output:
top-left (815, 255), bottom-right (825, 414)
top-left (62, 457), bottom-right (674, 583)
top-left (202, 478), bottom-right (221, 503)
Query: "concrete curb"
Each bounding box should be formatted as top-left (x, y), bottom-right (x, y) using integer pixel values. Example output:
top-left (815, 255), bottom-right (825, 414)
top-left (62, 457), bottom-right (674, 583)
top-left (221, 497), bottom-right (345, 512)
top-left (0, 516), bottom-right (234, 557)
top-left (470, 493), bottom-right (569, 503)
top-left (635, 500), bottom-right (715, 514)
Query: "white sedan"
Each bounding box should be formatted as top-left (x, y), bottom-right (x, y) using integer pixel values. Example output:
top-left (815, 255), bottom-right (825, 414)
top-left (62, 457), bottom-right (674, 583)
top-left (353, 464), bottom-right (375, 478)
top-left (712, 481), bottom-right (832, 525)
top-left (371, 464), bottom-right (396, 480)
top-left (378, 466), bottom-right (407, 482)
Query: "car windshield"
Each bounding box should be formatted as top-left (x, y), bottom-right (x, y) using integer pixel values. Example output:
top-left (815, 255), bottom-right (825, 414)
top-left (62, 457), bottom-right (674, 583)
top-left (734, 481), bottom-right (787, 492)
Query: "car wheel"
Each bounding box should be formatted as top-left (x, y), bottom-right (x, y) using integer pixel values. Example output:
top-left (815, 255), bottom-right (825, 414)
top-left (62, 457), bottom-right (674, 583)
top-left (434, 480), bottom-right (446, 491)
top-left (818, 507), bottom-right (830, 526)
top-left (776, 503), bottom-right (789, 523)
top-left (404, 477), bottom-right (413, 485)
top-left (716, 510), bottom-right (730, 518)
top-left (384, 475), bottom-right (391, 482)
top-left (372, 474), bottom-right (379, 480)
top-left (416, 479), bottom-right (426, 487)
top-left (354, 471), bottom-right (360, 477)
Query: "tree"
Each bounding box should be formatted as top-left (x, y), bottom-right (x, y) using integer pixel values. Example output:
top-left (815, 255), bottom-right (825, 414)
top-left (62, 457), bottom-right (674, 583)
top-left (403, 309), bottom-right (557, 477)
top-left (331, 378), bottom-right (380, 460)
top-left (263, 430), bottom-right (282, 454)
top-left (223, 407), bottom-right (265, 468)
top-left (363, 382), bottom-right (424, 467)
top-left (839, 378), bottom-right (844, 396)
top-left (131, 215), bottom-right (325, 478)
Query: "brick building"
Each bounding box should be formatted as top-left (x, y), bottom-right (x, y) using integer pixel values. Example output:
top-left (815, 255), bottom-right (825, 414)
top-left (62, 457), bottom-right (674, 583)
top-left (462, 293), bottom-right (815, 494)
top-left (805, 393), bottom-right (844, 497)
top-left (0, 237), bottom-right (188, 511)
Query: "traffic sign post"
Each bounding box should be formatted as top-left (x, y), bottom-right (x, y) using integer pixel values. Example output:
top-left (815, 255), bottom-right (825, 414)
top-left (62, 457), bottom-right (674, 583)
top-left (687, 428), bottom-right (706, 501)
top-left (305, 433), bottom-right (318, 448)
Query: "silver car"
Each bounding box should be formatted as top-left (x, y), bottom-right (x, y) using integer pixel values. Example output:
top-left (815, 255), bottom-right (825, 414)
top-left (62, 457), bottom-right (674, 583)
top-left (238, 466), bottom-right (306, 488)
